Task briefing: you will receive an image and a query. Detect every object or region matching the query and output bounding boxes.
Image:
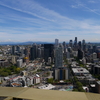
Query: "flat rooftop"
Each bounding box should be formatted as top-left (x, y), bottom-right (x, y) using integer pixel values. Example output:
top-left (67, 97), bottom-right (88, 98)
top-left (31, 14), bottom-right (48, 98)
top-left (0, 87), bottom-right (100, 100)
top-left (72, 68), bottom-right (89, 74)
top-left (97, 81), bottom-right (100, 85)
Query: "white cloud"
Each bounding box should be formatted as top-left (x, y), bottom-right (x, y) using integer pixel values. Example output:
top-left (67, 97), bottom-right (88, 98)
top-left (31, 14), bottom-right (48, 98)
top-left (88, 0), bottom-right (96, 3)
top-left (0, 0), bottom-right (100, 42)
top-left (71, 5), bottom-right (78, 8)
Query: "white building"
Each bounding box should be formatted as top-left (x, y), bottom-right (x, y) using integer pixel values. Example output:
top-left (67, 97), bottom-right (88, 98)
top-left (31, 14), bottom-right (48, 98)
top-left (92, 52), bottom-right (97, 59)
top-left (55, 39), bottom-right (59, 47)
top-left (17, 59), bottom-right (23, 67)
top-left (72, 68), bottom-right (89, 76)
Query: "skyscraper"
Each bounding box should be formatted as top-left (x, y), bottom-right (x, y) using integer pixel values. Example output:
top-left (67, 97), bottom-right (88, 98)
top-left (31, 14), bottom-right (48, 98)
top-left (69, 40), bottom-right (73, 48)
top-left (55, 45), bottom-right (63, 68)
top-left (78, 41), bottom-right (82, 49)
top-left (74, 37), bottom-right (77, 46)
top-left (78, 49), bottom-right (84, 59)
top-left (82, 39), bottom-right (86, 51)
top-left (63, 41), bottom-right (66, 55)
top-left (55, 39), bottom-right (59, 47)
top-left (30, 44), bottom-right (37, 60)
top-left (44, 44), bottom-right (54, 62)
top-left (12, 46), bottom-right (16, 55)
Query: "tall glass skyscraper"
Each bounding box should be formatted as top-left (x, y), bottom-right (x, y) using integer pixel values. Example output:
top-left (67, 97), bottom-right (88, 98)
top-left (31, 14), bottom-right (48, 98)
top-left (55, 45), bottom-right (63, 68)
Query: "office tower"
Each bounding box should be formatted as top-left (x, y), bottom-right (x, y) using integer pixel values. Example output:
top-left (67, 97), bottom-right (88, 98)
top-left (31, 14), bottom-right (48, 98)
top-left (55, 39), bottom-right (59, 47)
top-left (82, 39), bottom-right (86, 51)
top-left (20, 47), bottom-right (24, 57)
top-left (93, 45), bottom-right (97, 52)
top-left (16, 45), bottom-right (20, 52)
top-left (78, 41), bottom-right (82, 49)
top-left (82, 39), bottom-right (85, 45)
top-left (44, 44), bottom-right (54, 62)
top-left (37, 48), bottom-right (41, 58)
top-left (24, 48), bottom-right (29, 57)
top-left (74, 37), bottom-right (77, 46)
top-left (55, 45), bottom-right (63, 68)
top-left (41, 47), bottom-right (44, 58)
top-left (30, 44), bottom-right (37, 60)
top-left (33, 43), bottom-right (38, 58)
top-left (12, 46), bottom-right (16, 55)
top-left (30, 47), bottom-right (34, 60)
top-left (54, 68), bottom-right (69, 80)
top-left (78, 49), bottom-right (84, 59)
top-left (63, 41), bottom-right (66, 55)
top-left (63, 41), bottom-right (66, 47)
top-left (69, 40), bottom-right (73, 48)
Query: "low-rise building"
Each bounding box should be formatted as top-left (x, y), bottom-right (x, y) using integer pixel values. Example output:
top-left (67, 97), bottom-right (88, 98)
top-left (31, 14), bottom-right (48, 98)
top-left (95, 81), bottom-right (100, 93)
top-left (72, 68), bottom-right (89, 76)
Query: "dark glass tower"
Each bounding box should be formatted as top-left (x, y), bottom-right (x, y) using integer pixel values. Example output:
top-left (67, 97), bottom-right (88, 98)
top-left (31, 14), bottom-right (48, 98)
top-left (44, 44), bottom-right (54, 62)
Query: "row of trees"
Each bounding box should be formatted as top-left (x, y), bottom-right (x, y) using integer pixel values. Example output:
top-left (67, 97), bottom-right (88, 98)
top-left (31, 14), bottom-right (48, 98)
top-left (0, 65), bottom-right (21, 77)
top-left (73, 76), bottom-right (85, 92)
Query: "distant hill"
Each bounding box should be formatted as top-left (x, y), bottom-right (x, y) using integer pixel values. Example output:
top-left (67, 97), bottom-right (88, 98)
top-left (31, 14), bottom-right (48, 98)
top-left (0, 41), bottom-right (54, 45)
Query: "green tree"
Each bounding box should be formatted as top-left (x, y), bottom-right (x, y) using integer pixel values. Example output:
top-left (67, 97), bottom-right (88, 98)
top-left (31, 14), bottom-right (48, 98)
top-left (0, 72), bottom-right (8, 76)
top-left (47, 78), bottom-right (54, 83)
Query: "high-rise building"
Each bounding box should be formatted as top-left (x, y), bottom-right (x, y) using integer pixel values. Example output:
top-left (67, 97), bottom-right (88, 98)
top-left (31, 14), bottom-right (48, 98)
top-left (54, 68), bottom-right (69, 80)
top-left (12, 46), bottom-right (16, 55)
top-left (44, 44), bottom-right (54, 62)
top-left (16, 45), bottom-right (20, 52)
top-left (30, 44), bottom-right (37, 60)
top-left (63, 41), bottom-right (66, 55)
top-left (37, 48), bottom-right (41, 58)
top-left (82, 39), bottom-right (86, 51)
top-left (55, 45), bottom-right (63, 68)
top-left (55, 39), bottom-right (59, 47)
top-left (74, 37), bottom-right (77, 46)
top-left (24, 48), bottom-right (29, 57)
top-left (82, 39), bottom-right (85, 45)
top-left (69, 40), bottom-right (73, 48)
top-left (78, 49), bottom-right (84, 59)
top-left (93, 45), bottom-right (97, 52)
top-left (78, 41), bottom-right (82, 49)
top-left (41, 47), bottom-right (44, 58)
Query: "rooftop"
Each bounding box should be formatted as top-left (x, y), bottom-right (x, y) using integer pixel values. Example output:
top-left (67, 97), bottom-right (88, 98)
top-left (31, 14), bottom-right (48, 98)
top-left (0, 87), bottom-right (100, 100)
top-left (72, 68), bottom-right (89, 74)
top-left (97, 81), bottom-right (100, 85)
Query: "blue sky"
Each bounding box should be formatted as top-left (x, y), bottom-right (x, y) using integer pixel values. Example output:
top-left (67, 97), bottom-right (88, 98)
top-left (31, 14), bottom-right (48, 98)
top-left (0, 0), bottom-right (100, 42)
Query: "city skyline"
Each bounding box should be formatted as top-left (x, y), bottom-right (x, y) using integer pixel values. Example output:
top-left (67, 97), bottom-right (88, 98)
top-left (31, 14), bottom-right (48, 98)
top-left (0, 0), bottom-right (100, 42)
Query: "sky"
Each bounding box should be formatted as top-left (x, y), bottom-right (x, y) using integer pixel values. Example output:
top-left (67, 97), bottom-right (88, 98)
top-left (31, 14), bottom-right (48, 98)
top-left (0, 0), bottom-right (100, 43)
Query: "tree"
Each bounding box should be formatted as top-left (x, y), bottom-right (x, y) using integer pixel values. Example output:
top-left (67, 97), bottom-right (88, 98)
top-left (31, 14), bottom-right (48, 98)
top-left (47, 78), bottom-right (54, 83)
top-left (0, 72), bottom-right (8, 77)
